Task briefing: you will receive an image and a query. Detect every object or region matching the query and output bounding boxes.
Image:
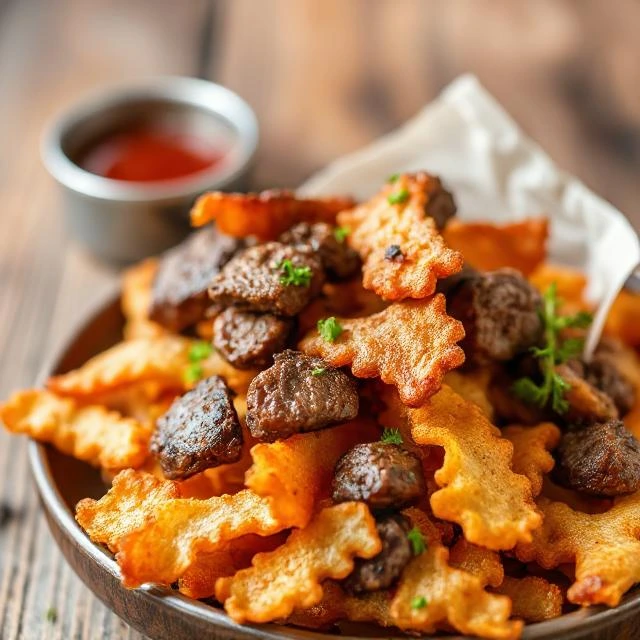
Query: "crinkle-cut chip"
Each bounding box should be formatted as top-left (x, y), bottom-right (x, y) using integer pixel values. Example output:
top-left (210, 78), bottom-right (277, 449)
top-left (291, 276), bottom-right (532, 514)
top-left (494, 576), bottom-right (563, 622)
top-left (121, 258), bottom-right (167, 340)
top-left (215, 502), bottom-right (381, 623)
top-left (528, 264), bottom-right (590, 316)
top-left (76, 469), bottom-right (179, 552)
top-left (190, 190), bottom-right (354, 241)
top-left (47, 336), bottom-right (256, 398)
top-left (396, 385), bottom-right (541, 549)
top-left (178, 533), bottom-right (288, 599)
top-left (245, 418), bottom-right (378, 528)
top-left (390, 509), bottom-right (522, 639)
top-left (299, 295), bottom-right (465, 407)
top-left (444, 369), bottom-right (494, 420)
top-left (606, 289), bottom-right (640, 348)
top-left (449, 538), bottom-right (504, 588)
top-left (443, 218), bottom-right (548, 276)
top-left (0, 390), bottom-right (149, 469)
top-left (503, 423), bottom-right (561, 497)
top-left (116, 489), bottom-right (293, 587)
top-left (515, 493), bottom-right (640, 606)
top-left (337, 173), bottom-right (463, 301)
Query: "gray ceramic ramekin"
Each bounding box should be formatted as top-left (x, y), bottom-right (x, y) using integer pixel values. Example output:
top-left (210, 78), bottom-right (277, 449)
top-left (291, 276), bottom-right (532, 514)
top-left (42, 77), bottom-right (258, 263)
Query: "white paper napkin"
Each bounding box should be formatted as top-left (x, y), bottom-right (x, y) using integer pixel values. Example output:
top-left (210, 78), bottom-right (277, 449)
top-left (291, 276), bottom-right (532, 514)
top-left (301, 75), bottom-right (640, 356)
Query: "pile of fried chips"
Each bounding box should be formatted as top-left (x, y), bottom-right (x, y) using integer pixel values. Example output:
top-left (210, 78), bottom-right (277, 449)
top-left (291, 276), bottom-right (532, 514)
top-left (2, 173), bottom-right (640, 640)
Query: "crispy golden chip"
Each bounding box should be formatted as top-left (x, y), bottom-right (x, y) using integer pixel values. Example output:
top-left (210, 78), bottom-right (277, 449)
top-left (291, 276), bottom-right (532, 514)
top-left (503, 423), bottom-right (561, 497)
top-left (76, 469), bottom-right (179, 551)
top-left (606, 289), bottom-right (640, 348)
top-left (246, 418), bottom-right (377, 528)
top-left (494, 576), bottom-right (563, 622)
top-left (444, 369), bottom-right (495, 420)
top-left (300, 295), bottom-right (465, 407)
top-left (190, 190), bottom-right (354, 241)
top-left (0, 390), bottom-right (149, 469)
top-left (528, 264), bottom-right (590, 316)
top-left (449, 537), bottom-right (504, 588)
top-left (516, 493), bottom-right (640, 606)
top-left (390, 509), bottom-right (522, 639)
top-left (443, 218), bottom-right (548, 276)
top-left (215, 502), bottom-right (381, 623)
top-left (338, 173), bottom-right (463, 300)
top-left (397, 385), bottom-right (541, 549)
top-left (47, 336), bottom-right (255, 398)
top-left (121, 258), bottom-right (167, 340)
top-left (117, 489), bottom-right (294, 587)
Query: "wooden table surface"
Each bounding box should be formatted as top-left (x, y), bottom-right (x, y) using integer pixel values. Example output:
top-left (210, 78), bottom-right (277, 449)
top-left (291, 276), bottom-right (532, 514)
top-left (1, 1), bottom-right (640, 638)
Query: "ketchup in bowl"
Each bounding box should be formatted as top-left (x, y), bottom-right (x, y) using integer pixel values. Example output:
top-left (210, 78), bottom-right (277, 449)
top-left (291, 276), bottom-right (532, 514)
top-left (80, 129), bottom-right (225, 183)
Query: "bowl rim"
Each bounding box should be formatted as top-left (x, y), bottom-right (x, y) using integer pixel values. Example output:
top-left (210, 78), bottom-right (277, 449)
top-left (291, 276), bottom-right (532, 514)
top-left (40, 76), bottom-right (259, 203)
top-left (27, 292), bottom-right (640, 640)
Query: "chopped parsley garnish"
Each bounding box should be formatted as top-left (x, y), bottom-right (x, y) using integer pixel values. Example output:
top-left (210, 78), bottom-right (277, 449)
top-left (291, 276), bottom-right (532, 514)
top-left (317, 317), bottom-right (343, 343)
top-left (279, 259), bottom-right (312, 287)
top-left (380, 428), bottom-right (403, 445)
top-left (512, 283), bottom-right (593, 414)
top-left (384, 244), bottom-right (404, 261)
top-left (188, 341), bottom-right (213, 362)
top-left (407, 526), bottom-right (426, 556)
top-left (45, 607), bottom-right (58, 623)
top-left (387, 188), bottom-right (410, 205)
top-left (387, 173), bottom-right (400, 183)
top-left (311, 367), bottom-right (326, 376)
top-left (334, 226), bottom-right (351, 243)
top-left (411, 596), bottom-right (428, 610)
top-left (183, 362), bottom-right (204, 385)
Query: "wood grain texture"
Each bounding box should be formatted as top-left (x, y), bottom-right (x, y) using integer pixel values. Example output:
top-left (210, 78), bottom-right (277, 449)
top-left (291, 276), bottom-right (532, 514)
top-left (1, 1), bottom-right (640, 638)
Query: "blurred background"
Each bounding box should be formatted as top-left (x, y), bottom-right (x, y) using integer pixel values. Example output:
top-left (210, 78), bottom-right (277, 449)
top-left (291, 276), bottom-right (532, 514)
top-left (2, 1), bottom-right (640, 638)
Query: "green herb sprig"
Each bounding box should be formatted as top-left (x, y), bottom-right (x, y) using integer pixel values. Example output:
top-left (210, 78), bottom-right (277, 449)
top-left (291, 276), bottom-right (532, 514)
top-left (311, 367), bottom-right (326, 377)
top-left (334, 226), bottom-right (350, 243)
top-left (279, 259), bottom-right (312, 287)
top-left (407, 526), bottom-right (426, 556)
top-left (411, 596), bottom-right (428, 610)
top-left (317, 317), bottom-right (343, 343)
top-left (183, 340), bottom-right (213, 385)
top-left (512, 283), bottom-right (593, 414)
top-left (387, 188), bottom-right (410, 205)
top-left (380, 428), bottom-right (403, 445)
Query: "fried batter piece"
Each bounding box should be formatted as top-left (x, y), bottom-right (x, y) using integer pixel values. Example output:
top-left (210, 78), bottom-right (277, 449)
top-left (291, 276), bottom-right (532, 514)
top-left (337, 173), bottom-right (462, 301)
top-left (300, 294), bottom-right (465, 407)
top-left (150, 376), bottom-right (243, 480)
top-left (191, 189), bottom-right (354, 240)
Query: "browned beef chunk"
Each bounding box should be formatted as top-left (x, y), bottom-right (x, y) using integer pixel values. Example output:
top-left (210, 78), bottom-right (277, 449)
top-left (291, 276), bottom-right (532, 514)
top-left (447, 269), bottom-right (543, 364)
top-left (208, 242), bottom-right (324, 316)
top-left (149, 227), bottom-right (244, 332)
top-left (555, 420), bottom-right (640, 496)
top-left (245, 350), bottom-right (358, 441)
top-left (279, 222), bottom-right (360, 280)
top-left (151, 376), bottom-right (243, 479)
top-left (212, 307), bottom-right (293, 370)
top-left (422, 175), bottom-right (457, 230)
top-left (332, 442), bottom-right (424, 510)
top-left (343, 514), bottom-right (412, 594)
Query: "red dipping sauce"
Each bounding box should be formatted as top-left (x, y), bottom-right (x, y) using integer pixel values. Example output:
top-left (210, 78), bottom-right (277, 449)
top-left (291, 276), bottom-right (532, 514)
top-left (80, 129), bottom-right (225, 183)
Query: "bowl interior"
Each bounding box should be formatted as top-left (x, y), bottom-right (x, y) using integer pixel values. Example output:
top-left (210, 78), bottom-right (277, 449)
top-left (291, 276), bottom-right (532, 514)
top-left (29, 296), bottom-right (640, 640)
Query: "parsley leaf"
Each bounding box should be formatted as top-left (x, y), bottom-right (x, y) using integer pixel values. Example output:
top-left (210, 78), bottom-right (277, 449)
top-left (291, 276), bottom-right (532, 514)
top-left (279, 259), bottom-right (312, 287)
top-left (334, 226), bottom-right (350, 243)
top-left (317, 317), bottom-right (343, 343)
top-left (183, 362), bottom-right (204, 385)
top-left (407, 526), bottom-right (426, 556)
top-left (188, 341), bottom-right (213, 362)
top-left (45, 607), bottom-right (58, 623)
top-left (512, 283), bottom-right (593, 414)
top-left (380, 428), bottom-right (403, 445)
top-left (388, 173), bottom-right (400, 183)
top-left (311, 367), bottom-right (326, 376)
top-left (411, 596), bottom-right (428, 610)
top-left (387, 188), bottom-right (410, 205)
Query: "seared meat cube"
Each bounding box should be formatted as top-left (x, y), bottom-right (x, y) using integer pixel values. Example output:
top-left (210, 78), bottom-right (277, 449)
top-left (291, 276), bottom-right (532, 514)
top-left (209, 242), bottom-right (324, 316)
top-left (245, 350), bottom-right (358, 441)
top-left (555, 420), bottom-right (640, 496)
top-left (149, 227), bottom-right (243, 332)
top-left (213, 307), bottom-right (293, 370)
top-left (332, 442), bottom-right (424, 510)
top-left (421, 175), bottom-right (457, 230)
top-left (343, 514), bottom-right (412, 594)
top-left (151, 376), bottom-right (243, 479)
top-left (448, 269), bottom-right (543, 364)
top-left (279, 222), bottom-right (360, 280)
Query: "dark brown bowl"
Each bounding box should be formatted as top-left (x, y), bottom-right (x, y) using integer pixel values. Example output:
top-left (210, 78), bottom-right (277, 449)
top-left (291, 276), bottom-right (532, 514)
top-left (28, 295), bottom-right (640, 640)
